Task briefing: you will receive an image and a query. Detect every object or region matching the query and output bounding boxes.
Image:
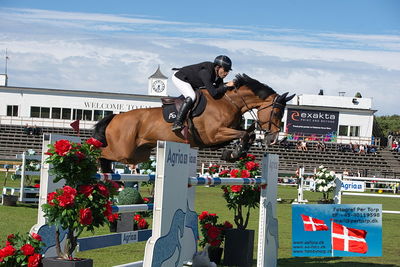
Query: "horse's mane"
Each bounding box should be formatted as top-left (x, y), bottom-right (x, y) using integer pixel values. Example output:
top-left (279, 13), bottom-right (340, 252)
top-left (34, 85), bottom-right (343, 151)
top-left (234, 73), bottom-right (276, 100)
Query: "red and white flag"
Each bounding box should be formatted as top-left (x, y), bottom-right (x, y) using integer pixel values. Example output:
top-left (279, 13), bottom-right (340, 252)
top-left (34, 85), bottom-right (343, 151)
top-left (332, 222), bottom-right (368, 254)
top-left (300, 214), bottom-right (328, 231)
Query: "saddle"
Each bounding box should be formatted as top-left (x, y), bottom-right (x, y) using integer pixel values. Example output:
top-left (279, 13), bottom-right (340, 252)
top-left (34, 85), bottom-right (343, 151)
top-left (161, 91), bottom-right (207, 123)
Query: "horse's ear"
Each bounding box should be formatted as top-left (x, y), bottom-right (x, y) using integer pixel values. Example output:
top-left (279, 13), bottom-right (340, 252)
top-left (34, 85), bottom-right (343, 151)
top-left (277, 92), bottom-right (288, 102)
top-left (285, 93), bottom-right (296, 103)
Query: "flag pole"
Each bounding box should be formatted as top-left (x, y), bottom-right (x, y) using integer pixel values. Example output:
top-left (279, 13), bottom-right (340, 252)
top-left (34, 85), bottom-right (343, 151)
top-left (331, 219), bottom-right (334, 257)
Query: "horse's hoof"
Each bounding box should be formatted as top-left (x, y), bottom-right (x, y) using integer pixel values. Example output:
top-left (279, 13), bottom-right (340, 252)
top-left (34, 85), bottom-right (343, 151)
top-left (220, 150), bottom-right (233, 161)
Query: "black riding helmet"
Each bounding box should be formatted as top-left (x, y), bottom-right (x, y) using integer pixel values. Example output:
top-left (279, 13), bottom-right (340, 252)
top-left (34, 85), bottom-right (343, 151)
top-left (214, 55), bottom-right (232, 71)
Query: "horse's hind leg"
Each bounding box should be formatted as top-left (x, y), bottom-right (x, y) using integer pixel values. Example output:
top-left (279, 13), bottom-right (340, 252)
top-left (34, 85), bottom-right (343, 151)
top-left (99, 158), bottom-right (113, 173)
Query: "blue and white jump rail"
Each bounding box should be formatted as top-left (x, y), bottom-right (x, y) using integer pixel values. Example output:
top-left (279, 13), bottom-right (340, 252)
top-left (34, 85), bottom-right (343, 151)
top-left (30, 134), bottom-right (279, 267)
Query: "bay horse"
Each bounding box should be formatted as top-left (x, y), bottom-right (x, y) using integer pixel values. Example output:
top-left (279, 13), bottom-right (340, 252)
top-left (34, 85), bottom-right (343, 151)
top-left (93, 74), bottom-right (294, 172)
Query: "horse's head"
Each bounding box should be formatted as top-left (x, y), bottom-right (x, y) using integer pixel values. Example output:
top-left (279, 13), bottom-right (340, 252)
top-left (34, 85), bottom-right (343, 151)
top-left (232, 74), bottom-right (295, 145)
top-left (257, 92), bottom-right (295, 145)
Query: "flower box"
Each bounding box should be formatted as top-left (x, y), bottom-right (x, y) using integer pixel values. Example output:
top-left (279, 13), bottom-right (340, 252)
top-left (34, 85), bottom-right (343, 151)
top-left (2, 194), bottom-right (18, 206)
top-left (42, 257), bottom-right (93, 267)
top-left (223, 229), bottom-right (254, 267)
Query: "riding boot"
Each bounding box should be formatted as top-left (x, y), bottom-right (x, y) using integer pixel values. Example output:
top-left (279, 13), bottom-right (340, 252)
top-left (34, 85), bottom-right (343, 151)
top-left (172, 97), bottom-right (193, 131)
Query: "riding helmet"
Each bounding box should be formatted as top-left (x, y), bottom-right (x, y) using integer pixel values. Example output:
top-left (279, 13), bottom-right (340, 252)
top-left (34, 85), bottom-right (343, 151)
top-left (214, 55), bottom-right (232, 71)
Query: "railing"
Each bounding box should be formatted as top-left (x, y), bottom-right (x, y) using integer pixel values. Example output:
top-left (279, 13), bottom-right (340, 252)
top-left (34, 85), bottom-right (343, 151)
top-left (277, 132), bottom-right (380, 146)
top-left (0, 115), bottom-right (96, 130)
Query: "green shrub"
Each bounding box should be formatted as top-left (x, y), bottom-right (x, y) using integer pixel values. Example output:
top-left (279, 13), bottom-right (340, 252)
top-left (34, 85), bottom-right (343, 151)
top-left (117, 187), bottom-right (143, 205)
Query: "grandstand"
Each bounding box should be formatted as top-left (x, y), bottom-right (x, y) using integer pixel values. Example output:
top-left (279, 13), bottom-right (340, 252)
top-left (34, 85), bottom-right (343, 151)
top-left (1, 124), bottom-right (399, 178)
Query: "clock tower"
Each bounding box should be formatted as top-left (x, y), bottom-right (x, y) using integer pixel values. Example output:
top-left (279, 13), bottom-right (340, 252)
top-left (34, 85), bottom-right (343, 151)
top-left (148, 65), bottom-right (168, 96)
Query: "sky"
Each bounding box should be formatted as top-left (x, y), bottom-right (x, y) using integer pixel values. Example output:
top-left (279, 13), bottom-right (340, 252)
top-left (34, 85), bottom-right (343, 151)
top-left (0, 0), bottom-right (399, 115)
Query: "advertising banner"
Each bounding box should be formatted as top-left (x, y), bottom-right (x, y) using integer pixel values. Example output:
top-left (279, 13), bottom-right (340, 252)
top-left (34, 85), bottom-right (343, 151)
top-left (286, 109), bottom-right (339, 135)
top-left (292, 204), bottom-right (382, 257)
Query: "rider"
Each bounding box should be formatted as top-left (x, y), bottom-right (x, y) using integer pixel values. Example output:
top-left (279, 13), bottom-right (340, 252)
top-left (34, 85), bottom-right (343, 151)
top-left (171, 55), bottom-right (235, 131)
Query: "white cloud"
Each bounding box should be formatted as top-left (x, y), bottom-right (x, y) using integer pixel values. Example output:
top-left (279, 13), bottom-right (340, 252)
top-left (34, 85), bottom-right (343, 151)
top-left (0, 7), bottom-right (399, 115)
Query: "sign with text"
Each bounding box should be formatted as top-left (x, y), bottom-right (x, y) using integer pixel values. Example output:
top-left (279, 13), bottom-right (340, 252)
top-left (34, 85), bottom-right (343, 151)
top-left (341, 181), bottom-right (365, 192)
top-left (292, 204), bottom-right (382, 257)
top-left (286, 108), bottom-right (339, 135)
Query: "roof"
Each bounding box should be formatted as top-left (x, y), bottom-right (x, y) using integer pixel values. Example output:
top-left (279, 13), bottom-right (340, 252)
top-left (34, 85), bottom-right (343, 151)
top-left (148, 65), bottom-right (168, 79)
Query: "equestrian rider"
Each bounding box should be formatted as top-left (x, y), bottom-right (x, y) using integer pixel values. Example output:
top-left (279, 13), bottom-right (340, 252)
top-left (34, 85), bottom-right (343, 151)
top-left (171, 55), bottom-right (235, 131)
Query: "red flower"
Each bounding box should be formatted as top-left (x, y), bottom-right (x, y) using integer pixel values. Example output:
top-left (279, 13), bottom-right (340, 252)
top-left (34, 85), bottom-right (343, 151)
top-left (240, 169), bottom-right (250, 178)
top-left (28, 253), bottom-right (42, 267)
top-left (78, 185), bottom-right (94, 197)
top-left (31, 233), bottom-right (42, 241)
top-left (138, 218), bottom-right (149, 229)
top-left (245, 161), bottom-right (257, 171)
top-left (134, 214), bottom-right (142, 222)
top-left (57, 193), bottom-right (75, 207)
top-left (207, 226), bottom-right (222, 239)
top-left (75, 151), bottom-right (85, 160)
top-left (143, 197), bottom-right (150, 203)
top-left (33, 184), bottom-right (40, 188)
top-left (231, 185), bottom-right (243, 193)
top-left (21, 244), bottom-right (35, 256)
top-left (0, 245), bottom-right (16, 257)
top-left (219, 170), bottom-right (229, 177)
top-left (47, 192), bottom-right (57, 206)
top-left (86, 137), bottom-right (103, 148)
top-left (247, 154), bottom-right (256, 160)
top-left (230, 169), bottom-right (240, 178)
top-left (54, 139), bottom-right (72, 156)
top-left (97, 184), bottom-right (109, 197)
top-left (198, 211), bottom-right (209, 220)
top-left (63, 186), bottom-right (77, 196)
top-left (44, 151), bottom-right (54, 156)
top-left (223, 221), bottom-right (233, 229)
top-left (7, 234), bottom-right (14, 241)
top-left (107, 213), bottom-right (119, 222)
top-left (79, 208), bottom-right (93, 225)
top-left (209, 239), bottom-right (222, 247)
top-left (103, 201), bottom-right (113, 217)
top-left (203, 223), bottom-right (212, 230)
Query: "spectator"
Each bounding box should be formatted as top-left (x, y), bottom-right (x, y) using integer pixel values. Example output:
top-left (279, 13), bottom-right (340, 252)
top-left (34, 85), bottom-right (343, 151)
top-left (316, 141), bottom-right (326, 152)
top-left (23, 124), bottom-right (32, 135)
top-left (296, 140), bottom-right (302, 151)
top-left (359, 144), bottom-right (366, 154)
top-left (300, 140), bottom-right (308, 151)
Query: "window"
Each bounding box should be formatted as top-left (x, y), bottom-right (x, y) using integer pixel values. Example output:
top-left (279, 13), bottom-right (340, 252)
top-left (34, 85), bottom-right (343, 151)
top-left (338, 125), bottom-right (348, 136)
top-left (83, 110), bottom-right (92, 121)
top-left (40, 107), bottom-right (50, 118)
top-left (6, 105), bottom-right (18, 117)
top-left (51, 108), bottom-right (61, 119)
top-left (104, 110), bottom-right (113, 117)
top-left (73, 109), bottom-right (83, 120)
top-left (94, 110), bottom-right (103, 121)
top-left (62, 108), bottom-right (71, 120)
top-left (30, 107), bottom-right (40, 118)
top-left (350, 126), bottom-right (360, 137)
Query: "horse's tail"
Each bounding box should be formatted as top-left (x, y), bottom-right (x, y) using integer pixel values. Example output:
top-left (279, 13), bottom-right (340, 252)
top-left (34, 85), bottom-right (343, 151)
top-left (92, 114), bottom-right (116, 147)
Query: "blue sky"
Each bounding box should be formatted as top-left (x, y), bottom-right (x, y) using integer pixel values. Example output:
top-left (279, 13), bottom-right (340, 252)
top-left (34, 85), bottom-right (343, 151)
top-left (1, 0), bottom-right (399, 115)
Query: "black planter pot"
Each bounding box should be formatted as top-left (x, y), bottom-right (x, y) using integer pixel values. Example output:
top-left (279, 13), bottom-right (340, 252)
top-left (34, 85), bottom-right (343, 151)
top-left (2, 194), bottom-right (18, 206)
top-left (223, 229), bottom-right (254, 267)
top-left (42, 257), bottom-right (93, 267)
top-left (208, 246), bottom-right (223, 265)
top-left (109, 212), bottom-right (134, 232)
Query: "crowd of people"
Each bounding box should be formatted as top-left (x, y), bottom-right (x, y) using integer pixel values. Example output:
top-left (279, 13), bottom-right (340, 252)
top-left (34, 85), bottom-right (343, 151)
top-left (23, 124), bottom-right (42, 135)
top-left (337, 143), bottom-right (378, 154)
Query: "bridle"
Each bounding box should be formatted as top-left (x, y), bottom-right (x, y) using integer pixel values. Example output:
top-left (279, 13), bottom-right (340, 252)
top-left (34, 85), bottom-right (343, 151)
top-left (224, 89), bottom-right (284, 135)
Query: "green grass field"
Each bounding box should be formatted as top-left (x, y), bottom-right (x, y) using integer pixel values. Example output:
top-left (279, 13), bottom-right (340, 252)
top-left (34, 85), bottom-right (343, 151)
top-left (1, 172), bottom-right (399, 267)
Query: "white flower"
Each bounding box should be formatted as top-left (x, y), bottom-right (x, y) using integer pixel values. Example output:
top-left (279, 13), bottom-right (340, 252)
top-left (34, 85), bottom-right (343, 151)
top-left (323, 186), bottom-right (329, 192)
top-left (319, 165), bottom-right (324, 169)
top-left (318, 185), bottom-right (323, 192)
top-left (329, 171), bottom-right (335, 177)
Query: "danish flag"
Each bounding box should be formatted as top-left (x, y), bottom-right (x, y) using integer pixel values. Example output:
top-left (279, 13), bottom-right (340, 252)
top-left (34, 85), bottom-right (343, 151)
top-left (332, 222), bottom-right (368, 254)
top-left (300, 214), bottom-right (328, 231)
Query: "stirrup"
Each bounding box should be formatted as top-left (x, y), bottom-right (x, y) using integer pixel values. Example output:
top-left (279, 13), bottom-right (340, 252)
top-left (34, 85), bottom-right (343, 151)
top-left (172, 122), bottom-right (184, 131)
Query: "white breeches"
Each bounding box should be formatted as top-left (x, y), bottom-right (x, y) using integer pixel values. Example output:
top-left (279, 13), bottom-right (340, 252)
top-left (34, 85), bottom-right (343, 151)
top-left (172, 72), bottom-right (196, 101)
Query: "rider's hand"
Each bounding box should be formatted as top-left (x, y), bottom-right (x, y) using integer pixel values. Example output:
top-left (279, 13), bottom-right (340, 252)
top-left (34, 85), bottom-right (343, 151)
top-left (225, 81), bottom-right (234, 87)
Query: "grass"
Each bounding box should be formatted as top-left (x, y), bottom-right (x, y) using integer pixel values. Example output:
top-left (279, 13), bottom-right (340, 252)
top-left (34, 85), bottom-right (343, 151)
top-left (1, 172), bottom-right (399, 267)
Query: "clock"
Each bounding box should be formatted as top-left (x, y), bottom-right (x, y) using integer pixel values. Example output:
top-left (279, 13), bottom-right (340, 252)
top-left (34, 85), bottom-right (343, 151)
top-left (152, 80), bottom-right (165, 93)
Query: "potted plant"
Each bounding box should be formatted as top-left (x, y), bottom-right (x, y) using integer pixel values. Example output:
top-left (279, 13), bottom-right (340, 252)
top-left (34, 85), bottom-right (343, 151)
top-left (198, 211), bottom-right (233, 265)
top-left (110, 187), bottom-right (143, 232)
top-left (314, 165), bottom-right (337, 204)
top-left (133, 213), bottom-right (150, 231)
top-left (0, 232), bottom-right (45, 267)
top-left (219, 154), bottom-right (261, 267)
top-left (40, 138), bottom-right (119, 267)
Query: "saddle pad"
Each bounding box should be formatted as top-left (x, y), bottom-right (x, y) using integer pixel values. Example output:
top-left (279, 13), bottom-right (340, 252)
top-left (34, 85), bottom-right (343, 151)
top-left (162, 92), bottom-right (207, 123)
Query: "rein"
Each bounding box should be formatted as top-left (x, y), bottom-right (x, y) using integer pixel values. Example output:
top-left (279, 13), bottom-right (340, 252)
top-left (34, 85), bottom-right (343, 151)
top-left (224, 88), bottom-right (283, 135)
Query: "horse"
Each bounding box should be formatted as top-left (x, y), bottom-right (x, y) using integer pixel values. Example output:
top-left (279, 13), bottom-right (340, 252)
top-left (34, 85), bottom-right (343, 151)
top-left (93, 73), bottom-right (294, 172)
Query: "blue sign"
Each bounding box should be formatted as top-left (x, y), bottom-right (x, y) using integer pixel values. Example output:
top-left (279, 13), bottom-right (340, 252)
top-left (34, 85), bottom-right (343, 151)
top-left (292, 204), bottom-right (382, 257)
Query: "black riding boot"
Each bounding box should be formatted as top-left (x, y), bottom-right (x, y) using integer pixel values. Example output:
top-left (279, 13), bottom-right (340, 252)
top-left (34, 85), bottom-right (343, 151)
top-left (172, 97), bottom-right (193, 131)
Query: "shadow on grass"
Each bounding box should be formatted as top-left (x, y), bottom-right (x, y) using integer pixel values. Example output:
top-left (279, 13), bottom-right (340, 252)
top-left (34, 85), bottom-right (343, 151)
top-left (276, 257), bottom-right (397, 267)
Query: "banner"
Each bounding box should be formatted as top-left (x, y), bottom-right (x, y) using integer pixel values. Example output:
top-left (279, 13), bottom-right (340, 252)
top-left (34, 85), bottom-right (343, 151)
top-left (292, 204), bottom-right (382, 257)
top-left (286, 109), bottom-right (339, 135)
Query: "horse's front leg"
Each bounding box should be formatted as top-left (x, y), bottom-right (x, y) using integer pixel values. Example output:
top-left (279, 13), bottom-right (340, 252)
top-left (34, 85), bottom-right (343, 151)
top-left (212, 127), bottom-right (254, 162)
